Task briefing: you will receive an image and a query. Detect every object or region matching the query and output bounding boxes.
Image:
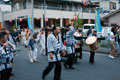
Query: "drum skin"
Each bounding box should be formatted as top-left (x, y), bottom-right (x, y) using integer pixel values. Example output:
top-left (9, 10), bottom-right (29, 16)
top-left (86, 36), bottom-right (99, 51)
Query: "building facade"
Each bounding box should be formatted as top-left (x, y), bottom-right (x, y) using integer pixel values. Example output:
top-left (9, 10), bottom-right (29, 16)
top-left (1, 0), bottom-right (119, 30)
top-left (102, 9), bottom-right (120, 26)
top-left (2, 0), bottom-right (100, 30)
top-left (0, 0), bottom-right (11, 30)
top-left (91, 0), bottom-right (120, 13)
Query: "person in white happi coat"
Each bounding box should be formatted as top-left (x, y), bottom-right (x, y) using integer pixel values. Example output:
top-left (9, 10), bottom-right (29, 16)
top-left (6, 30), bottom-right (16, 76)
top-left (64, 23), bottom-right (76, 69)
top-left (41, 26), bottom-right (66, 80)
top-left (0, 31), bottom-right (16, 80)
top-left (26, 33), bottom-right (38, 63)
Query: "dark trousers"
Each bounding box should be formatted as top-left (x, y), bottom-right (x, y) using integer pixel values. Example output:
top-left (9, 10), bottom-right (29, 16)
top-left (0, 68), bottom-right (11, 80)
top-left (75, 44), bottom-right (82, 59)
top-left (42, 61), bottom-right (61, 80)
top-left (11, 58), bottom-right (14, 64)
top-left (65, 53), bottom-right (75, 68)
top-left (89, 51), bottom-right (95, 63)
top-left (80, 44), bottom-right (82, 59)
top-left (0, 70), bottom-right (8, 80)
top-left (10, 58), bottom-right (13, 73)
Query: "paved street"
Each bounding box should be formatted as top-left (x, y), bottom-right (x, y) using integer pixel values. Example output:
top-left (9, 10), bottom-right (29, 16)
top-left (10, 45), bottom-right (120, 80)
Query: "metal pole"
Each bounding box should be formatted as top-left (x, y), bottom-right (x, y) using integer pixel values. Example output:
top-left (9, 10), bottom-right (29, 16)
top-left (15, 17), bottom-right (18, 29)
top-left (15, 5), bottom-right (17, 29)
top-left (81, 0), bottom-right (83, 34)
top-left (82, 0), bottom-right (84, 37)
top-left (43, 0), bottom-right (47, 55)
top-left (31, 0), bottom-right (34, 33)
top-left (81, 0), bottom-right (84, 55)
top-left (1, 12), bottom-right (4, 29)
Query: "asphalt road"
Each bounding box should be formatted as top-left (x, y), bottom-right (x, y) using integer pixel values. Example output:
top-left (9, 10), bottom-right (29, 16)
top-left (10, 45), bottom-right (120, 80)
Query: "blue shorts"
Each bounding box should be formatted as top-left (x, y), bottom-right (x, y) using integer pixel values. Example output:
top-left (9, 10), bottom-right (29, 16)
top-left (115, 41), bottom-right (119, 51)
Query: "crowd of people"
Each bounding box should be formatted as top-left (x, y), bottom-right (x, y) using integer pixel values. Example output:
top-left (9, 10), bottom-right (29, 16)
top-left (0, 22), bottom-right (120, 80)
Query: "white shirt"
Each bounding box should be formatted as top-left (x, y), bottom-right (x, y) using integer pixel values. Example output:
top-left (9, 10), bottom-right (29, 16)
top-left (74, 32), bottom-right (82, 37)
top-left (47, 33), bottom-right (65, 62)
top-left (110, 32), bottom-right (115, 41)
top-left (21, 31), bottom-right (26, 37)
top-left (40, 33), bottom-right (45, 45)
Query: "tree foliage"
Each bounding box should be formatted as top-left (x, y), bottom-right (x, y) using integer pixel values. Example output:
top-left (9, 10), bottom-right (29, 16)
top-left (73, 14), bottom-right (83, 29)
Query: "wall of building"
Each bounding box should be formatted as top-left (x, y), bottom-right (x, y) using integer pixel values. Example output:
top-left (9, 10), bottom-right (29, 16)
top-left (0, 4), bottom-right (11, 29)
top-left (26, 0), bottom-right (31, 9)
top-left (0, 4), bottom-right (11, 12)
top-left (3, 9), bottom-right (32, 21)
top-left (110, 0), bottom-right (120, 10)
top-left (3, 8), bottom-right (96, 21)
top-left (99, 0), bottom-right (120, 11)
top-left (11, 0), bottom-right (95, 12)
top-left (2, 0), bottom-right (101, 29)
top-left (35, 9), bottom-right (96, 20)
top-left (0, 12), bottom-right (3, 22)
top-left (18, 1), bottom-right (24, 9)
top-left (108, 12), bottom-right (120, 26)
top-left (100, 1), bottom-right (110, 11)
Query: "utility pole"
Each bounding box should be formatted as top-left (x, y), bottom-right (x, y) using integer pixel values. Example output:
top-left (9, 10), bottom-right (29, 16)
top-left (43, 0), bottom-right (47, 55)
top-left (15, 17), bottom-right (18, 29)
top-left (15, 4), bottom-right (18, 29)
top-left (82, 0), bottom-right (83, 24)
top-left (31, 0), bottom-right (34, 33)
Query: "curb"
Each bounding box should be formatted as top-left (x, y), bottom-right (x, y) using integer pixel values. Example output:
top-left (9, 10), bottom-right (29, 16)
top-left (83, 49), bottom-right (109, 54)
top-left (83, 46), bottom-right (110, 54)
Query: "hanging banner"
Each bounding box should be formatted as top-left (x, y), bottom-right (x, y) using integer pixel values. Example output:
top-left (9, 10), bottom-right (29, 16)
top-left (95, 9), bottom-right (102, 32)
top-left (27, 17), bottom-right (33, 31)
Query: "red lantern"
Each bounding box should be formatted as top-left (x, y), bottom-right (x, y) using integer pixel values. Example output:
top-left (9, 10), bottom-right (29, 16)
top-left (45, 18), bottom-right (48, 22)
top-left (74, 16), bottom-right (77, 20)
top-left (83, 0), bottom-right (88, 7)
top-left (9, 19), bottom-right (12, 23)
top-left (19, 18), bottom-right (22, 22)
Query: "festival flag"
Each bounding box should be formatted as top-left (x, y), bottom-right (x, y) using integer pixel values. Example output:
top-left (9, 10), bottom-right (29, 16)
top-left (95, 9), bottom-right (102, 32)
top-left (27, 17), bottom-right (33, 31)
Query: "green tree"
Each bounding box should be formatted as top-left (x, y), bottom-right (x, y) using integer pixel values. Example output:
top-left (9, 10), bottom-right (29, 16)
top-left (10, 24), bottom-right (16, 32)
top-left (73, 14), bottom-right (83, 29)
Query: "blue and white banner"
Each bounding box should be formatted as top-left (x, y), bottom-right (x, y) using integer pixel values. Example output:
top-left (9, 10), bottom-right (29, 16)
top-left (27, 17), bottom-right (33, 31)
top-left (95, 9), bottom-right (102, 32)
